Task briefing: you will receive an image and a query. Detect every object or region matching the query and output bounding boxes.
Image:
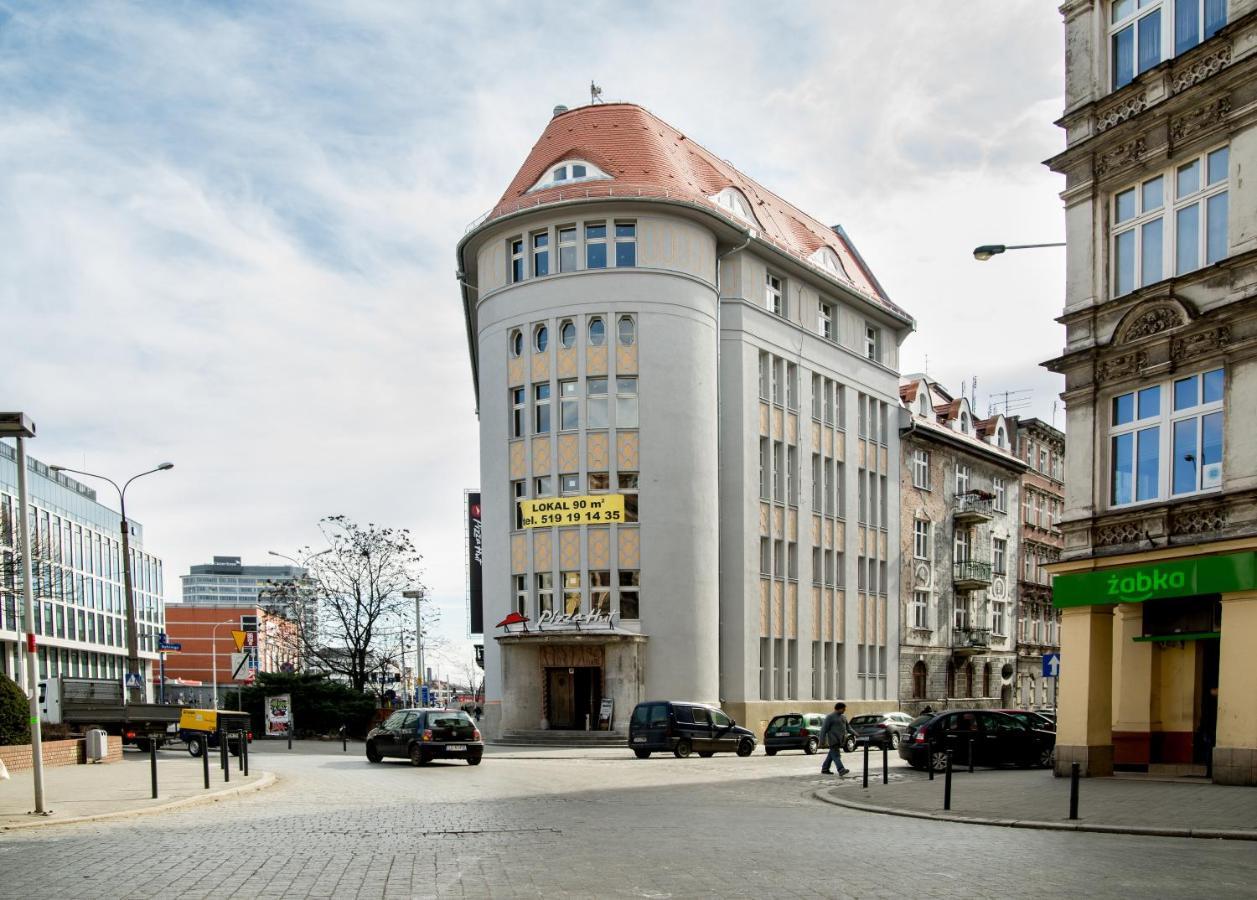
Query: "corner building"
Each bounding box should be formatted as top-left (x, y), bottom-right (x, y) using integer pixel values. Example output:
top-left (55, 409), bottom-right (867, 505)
top-left (458, 103), bottom-right (913, 739)
top-left (1047, 1), bottom-right (1257, 783)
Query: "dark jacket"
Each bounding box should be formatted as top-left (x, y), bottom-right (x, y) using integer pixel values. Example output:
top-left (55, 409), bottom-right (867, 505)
top-left (819, 711), bottom-right (852, 748)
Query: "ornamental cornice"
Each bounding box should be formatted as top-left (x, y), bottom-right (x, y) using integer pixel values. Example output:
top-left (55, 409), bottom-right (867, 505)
top-left (1171, 44), bottom-right (1232, 94)
top-left (1093, 135), bottom-right (1147, 178)
top-left (1169, 94), bottom-right (1232, 143)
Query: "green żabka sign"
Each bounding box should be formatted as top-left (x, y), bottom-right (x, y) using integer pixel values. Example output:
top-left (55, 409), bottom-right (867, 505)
top-left (1053, 552), bottom-right (1257, 608)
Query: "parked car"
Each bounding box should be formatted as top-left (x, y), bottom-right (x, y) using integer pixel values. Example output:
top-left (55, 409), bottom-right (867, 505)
top-left (997, 709), bottom-right (1057, 732)
top-left (763, 712), bottom-right (826, 755)
top-left (628, 701), bottom-right (757, 759)
top-left (899, 709), bottom-right (1055, 771)
top-left (365, 708), bottom-right (484, 766)
top-left (848, 712), bottom-right (915, 749)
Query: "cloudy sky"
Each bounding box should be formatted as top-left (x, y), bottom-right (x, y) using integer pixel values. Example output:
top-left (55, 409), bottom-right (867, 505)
top-left (0, 1), bottom-right (1066, 668)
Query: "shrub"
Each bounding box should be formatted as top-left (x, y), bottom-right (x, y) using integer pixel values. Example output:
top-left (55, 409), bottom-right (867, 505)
top-left (239, 672), bottom-right (377, 738)
top-left (0, 675), bottom-right (31, 746)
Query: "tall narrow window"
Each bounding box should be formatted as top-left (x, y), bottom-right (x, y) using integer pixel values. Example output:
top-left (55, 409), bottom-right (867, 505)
top-left (955, 464), bottom-right (970, 495)
top-left (562, 571), bottom-right (581, 615)
top-left (766, 273), bottom-right (783, 315)
top-left (818, 301), bottom-right (833, 339)
top-left (993, 537), bottom-right (1007, 574)
top-left (590, 571), bottom-right (611, 615)
top-left (913, 449), bottom-right (930, 490)
top-left (993, 477), bottom-right (1006, 512)
top-left (913, 519), bottom-right (930, 559)
top-left (864, 324), bottom-right (881, 362)
top-left (1110, 0), bottom-right (1162, 90)
top-left (912, 593), bottom-right (929, 630)
top-left (614, 222), bottom-right (636, 267)
top-left (616, 377), bottom-right (638, 428)
top-left (532, 232), bottom-right (549, 276)
top-left (536, 572), bottom-right (553, 614)
top-left (533, 383), bottom-right (551, 434)
top-left (558, 226), bottom-right (577, 272)
top-left (619, 473), bottom-right (639, 523)
top-left (586, 223), bottom-right (607, 269)
top-left (786, 363), bottom-right (798, 410)
top-left (559, 380), bottom-right (579, 430)
top-left (513, 575), bottom-right (528, 616)
top-left (587, 377), bottom-right (608, 428)
top-left (510, 387), bottom-right (525, 438)
top-left (812, 374), bottom-right (822, 419)
top-left (619, 571), bottom-right (639, 619)
top-left (510, 238), bottom-right (525, 283)
top-left (512, 480), bottom-right (526, 530)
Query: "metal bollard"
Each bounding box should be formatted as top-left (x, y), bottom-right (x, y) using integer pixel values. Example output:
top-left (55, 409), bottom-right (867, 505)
top-left (287, 723), bottom-right (293, 750)
top-left (1069, 762), bottom-right (1080, 820)
top-left (943, 750), bottom-right (953, 811)
top-left (236, 730), bottom-right (244, 773)
top-left (220, 731), bottom-right (229, 783)
top-left (862, 741), bottom-right (870, 788)
top-left (149, 738), bottom-right (158, 799)
top-left (341, 725), bottom-right (347, 753)
top-left (968, 738), bottom-right (975, 774)
top-left (929, 752), bottom-right (935, 781)
top-left (882, 743), bottom-right (889, 784)
top-left (201, 735), bottom-right (210, 789)
top-left (240, 730), bottom-right (248, 776)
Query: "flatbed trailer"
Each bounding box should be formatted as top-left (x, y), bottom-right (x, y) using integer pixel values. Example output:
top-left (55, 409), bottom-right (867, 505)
top-left (39, 676), bottom-right (183, 749)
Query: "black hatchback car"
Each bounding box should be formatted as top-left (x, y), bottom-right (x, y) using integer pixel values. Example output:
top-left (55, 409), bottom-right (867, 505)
top-left (628, 701), bottom-right (756, 759)
top-left (366, 708), bottom-right (484, 766)
top-left (899, 709), bottom-right (1055, 772)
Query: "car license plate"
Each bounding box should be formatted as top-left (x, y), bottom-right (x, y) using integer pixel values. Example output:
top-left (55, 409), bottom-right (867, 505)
top-left (775, 730), bottom-right (789, 736)
top-left (446, 744), bottom-right (467, 751)
top-left (632, 736), bottom-right (646, 743)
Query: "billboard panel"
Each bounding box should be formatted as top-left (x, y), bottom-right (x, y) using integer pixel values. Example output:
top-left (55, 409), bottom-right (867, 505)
top-left (466, 490), bottom-right (483, 637)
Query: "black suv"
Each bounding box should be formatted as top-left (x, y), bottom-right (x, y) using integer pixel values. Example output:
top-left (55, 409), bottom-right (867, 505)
top-left (628, 701), bottom-right (757, 759)
top-left (366, 708), bottom-right (484, 766)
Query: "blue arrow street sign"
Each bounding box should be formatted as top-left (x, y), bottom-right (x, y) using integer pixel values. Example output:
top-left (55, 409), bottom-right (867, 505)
top-left (1042, 653), bottom-right (1061, 678)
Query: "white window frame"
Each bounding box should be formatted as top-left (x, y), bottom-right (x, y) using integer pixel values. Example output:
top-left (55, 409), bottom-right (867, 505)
top-left (992, 600), bottom-right (1006, 637)
top-left (531, 230), bottom-right (549, 277)
top-left (1109, 0), bottom-right (1227, 92)
top-left (766, 273), bottom-right (784, 316)
top-left (557, 226), bottom-right (577, 273)
top-left (993, 477), bottom-right (1006, 512)
top-left (510, 237), bottom-right (525, 283)
top-left (614, 221), bottom-right (636, 268)
top-left (912, 590), bottom-right (929, 629)
top-left (818, 300), bottom-right (834, 340)
top-left (955, 464), bottom-right (970, 495)
top-left (993, 537), bottom-right (1007, 575)
top-left (913, 519), bottom-right (930, 560)
top-left (912, 449), bottom-right (930, 490)
top-left (864, 324), bottom-right (880, 362)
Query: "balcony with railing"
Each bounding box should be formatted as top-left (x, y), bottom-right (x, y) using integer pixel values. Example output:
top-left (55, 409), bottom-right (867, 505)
top-left (954, 491), bottom-right (994, 524)
top-left (953, 627), bottom-right (992, 655)
top-left (953, 558), bottom-right (993, 590)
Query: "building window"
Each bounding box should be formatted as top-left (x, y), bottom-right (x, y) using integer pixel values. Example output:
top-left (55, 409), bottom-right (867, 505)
top-left (1111, 0), bottom-right (1226, 90)
top-left (559, 319), bottom-right (576, 349)
top-left (558, 226), bottom-right (577, 272)
top-left (759, 438), bottom-right (769, 500)
top-left (1110, 368), bottom-right (1223, 505)
top-left (614, 222), bottom-right (636, 267)
top-left (616, 377), bottom-right (638, 428)
top-left (510, 387), bottom-right (525, 439)
top-left (823, 380), bottom-right (835, 425)
top-left (619, 473), bottom-right (638, 522)
top-left (1112, 147), bottom-right (1228, 296)
top-left (587, 378), bottom-right (608, 428)
top-left (588, 316), bottom-right (606, 346)
top-left (509, 329), bottom-right (523, 358)
top-left (513, 575), bottom-right (528, 616)
top-left (561, 571), bottom-right (581, 615)
top-left (912, 449), bottom-right (930, 490)
top-left (619, 571), bottom-right (639, 619)
top-left (1174, 0), bottom-right (1227, 55)
top-left (992, 601), bottom-right (1006, 636)
top-left (955, 464), bottom-right (970, 495)
top-left (955, 529), bottom-right (971, 563)
top-left (536, 572), bottom-right (553, 614)
top-left (533, 383), bottom-right (551, 434)
top-left (993, 537), bottom-right (1007, 575)
top-left (532, 232), bottom-right (549, 277)
top-left (588, 471), bottom-right (609, 491)
top-left (510, 238), bottom-right (525, 283)
top-left (773, 442), bottom-right (784, 501)
top-left (760, 537), bottom-right (772, 575)
top-left (993, 477), bottom-right (1006, 512)
top-left (617, 315), bottom-right (636, 346)
top-left (864, 324), bottom-right (881, 362)
top-left (766, 273), bottom-right (784, 316)
top-left (912, 592), bottom-right (929, 630)
top-left (913, 519), bottom-right (930, 560)
top-left (536, 475), bottom-right (553, 497)
top-left (786, 363), bottom-right (798, 411)
top-left (772, 358), bottom-right (784, 406)
top-left (559, 380), bottom-right (579, 430)
top-left (586, 223), bottom-right (607, 269)
top-left (560, 474), bottom-right (579, 495)
top-left (912, 660), bottom-right (928, 696)
top-left (954, 595), bottom-right (971, 631)
top-left (818, 301), bottom-right (834, 339)
top-left (590, 571), bottom-right (611, 615)
top-left (534, 324), bottom-right (548, 353)
top-left (811, 375), bottom-right (822, 419)
top-left (512, 480), bottom-right (526, 530)
top-left (787, 446), bottom-right (799, 506)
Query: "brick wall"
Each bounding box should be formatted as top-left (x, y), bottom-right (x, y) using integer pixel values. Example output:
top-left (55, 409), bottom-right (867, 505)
top-left (0, 734), bottom-right (123, 772)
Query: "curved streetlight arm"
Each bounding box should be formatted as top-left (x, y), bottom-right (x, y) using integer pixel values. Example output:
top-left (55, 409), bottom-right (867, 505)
top-left (973, 241), bottom-right (1066, 261)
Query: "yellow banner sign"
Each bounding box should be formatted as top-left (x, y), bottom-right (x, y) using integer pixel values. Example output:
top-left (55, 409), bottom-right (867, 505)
top-left (520, 494), bottom-right (626, 528)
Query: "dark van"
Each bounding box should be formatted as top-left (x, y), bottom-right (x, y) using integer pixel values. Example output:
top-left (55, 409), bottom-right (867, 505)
top-left (628, 701), bottom-right (757, 759)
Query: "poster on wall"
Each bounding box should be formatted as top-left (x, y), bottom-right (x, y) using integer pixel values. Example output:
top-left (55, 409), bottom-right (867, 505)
top-left (265, 693), bottom-right (292, 736)
top-left (467, 490), bottom-right (483, 637)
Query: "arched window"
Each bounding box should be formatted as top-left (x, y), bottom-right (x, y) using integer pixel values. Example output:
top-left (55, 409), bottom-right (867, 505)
top-left (534, 324), bottom-right (548, 353)
top-left (983, 662), bottom-right (992, 698)
top-left (808, 246), bottom-right (851, 282)
top-left (960, 411), bottom-right (970, 433)
top-left (509, 329), bottom-right (523, 358)
top-left (912, 661), bottom-right (928, 699)
top-left (918, 395), bottom-right (930, 416)
top-left (708, 187), bottom-right (759, 226)
top-left (559, 320), bottom-right (576, 349)
top-left (617, 315), bottom-right (635, 346)
top-left (996, 426), bottom-right (1006, 447)
top-left (526, 159), bottom-right (612, 193)
top-left (588, 317), bottom-right (606, 347)
top-left (962, 662), bottom-right (975, 698)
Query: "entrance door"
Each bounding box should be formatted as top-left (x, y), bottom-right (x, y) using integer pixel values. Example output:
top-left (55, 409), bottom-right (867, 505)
top-left (546, 667), bottom-right (601, 730)
top-left (1196, 638), bottom-right (1220, 765)
top-left (547, 669), bottom-right (576, 729)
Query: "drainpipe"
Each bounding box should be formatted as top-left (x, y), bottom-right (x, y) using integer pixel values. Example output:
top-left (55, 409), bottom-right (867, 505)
top-left (714, 229), bottom-right (754, 705)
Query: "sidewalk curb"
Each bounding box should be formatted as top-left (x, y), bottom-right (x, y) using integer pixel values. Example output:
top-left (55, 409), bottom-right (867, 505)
top-left (813, 788), bottom-right (1257, 841)
top-left (0, 770), bottom-right (277, 832)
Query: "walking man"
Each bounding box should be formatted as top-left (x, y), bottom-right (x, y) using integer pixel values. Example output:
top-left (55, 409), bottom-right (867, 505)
top-left (819, 701), bottom-right (853, 776)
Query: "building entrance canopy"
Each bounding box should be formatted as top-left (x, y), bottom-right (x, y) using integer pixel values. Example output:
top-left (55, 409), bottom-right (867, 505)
top-left (1053, 552), bottom-right (1256, 608)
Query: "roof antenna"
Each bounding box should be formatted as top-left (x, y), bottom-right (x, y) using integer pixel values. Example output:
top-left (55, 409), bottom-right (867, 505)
top-left (590, 80), bottom-right (603, 104)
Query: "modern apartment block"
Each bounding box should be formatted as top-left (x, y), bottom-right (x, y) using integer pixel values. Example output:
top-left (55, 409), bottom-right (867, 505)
top-left (0, 443), bottom-right (165, 698)
top-left (1047, 1), bottom-right (1257, 783)
top-left (1011, 417), bottom-right (1065, 709)
top-left (897, 376), bottom-right (1026, 714)
top-left (458, 102), bottom-right (914, 738)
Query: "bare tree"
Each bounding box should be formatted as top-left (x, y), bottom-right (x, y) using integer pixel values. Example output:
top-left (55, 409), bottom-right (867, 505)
top-left (268, 516), bottom-right (430, 695)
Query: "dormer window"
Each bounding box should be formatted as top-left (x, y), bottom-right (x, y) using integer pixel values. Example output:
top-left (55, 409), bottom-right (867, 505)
top-left (527, 159), bottom-right (611, 193)
top-left (809, 246), bottom-right (850, 283)
top-left (918, 394), bottom-right (930, 417)
top-left (959, 411), bottom-right (970, 434)
top-left (995, 426), bottom-right (1007, 449)
top-left (709, 187), bottom-right (759, 226)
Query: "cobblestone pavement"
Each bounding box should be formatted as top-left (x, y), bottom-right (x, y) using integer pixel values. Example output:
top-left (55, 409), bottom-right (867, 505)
top-left (0, 741), bottom-right (1252, 899)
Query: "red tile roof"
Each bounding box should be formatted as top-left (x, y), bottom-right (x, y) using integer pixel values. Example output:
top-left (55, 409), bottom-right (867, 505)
top-left (483, 103), bottom-right (907, 320)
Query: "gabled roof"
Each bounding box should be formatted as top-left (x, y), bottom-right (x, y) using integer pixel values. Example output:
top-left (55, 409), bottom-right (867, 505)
top-left (481, 102), bottom-right (908, 320)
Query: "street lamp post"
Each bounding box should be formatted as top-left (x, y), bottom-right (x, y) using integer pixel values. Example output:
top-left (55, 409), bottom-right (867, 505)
top-left (972, 242), bottom-right (1066, 261)
top-left (49, 461), bottom-right (173, 703)
top-left (0, 412), bottom-right (48, 815)
top-left (402, 589), bottom-right (425, 704)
